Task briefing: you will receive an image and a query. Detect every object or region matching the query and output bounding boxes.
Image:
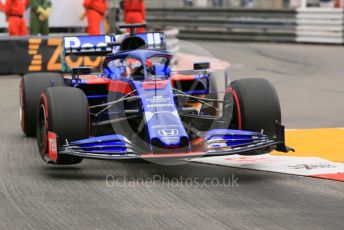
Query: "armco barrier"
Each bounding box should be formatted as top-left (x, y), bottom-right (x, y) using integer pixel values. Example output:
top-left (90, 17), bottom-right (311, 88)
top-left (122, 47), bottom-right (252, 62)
top-left (147, 8), bottom-right (297, 42)
top-left (147, 7), bottom-right (344, 44)
top-left (165, 28), bottom-right (180, 63)
top-left (296, 8), bottom-right (344, 44)
top-left (0, 36), bottom-right (104, 75)
top-left (0, 28), bottom-right (179, 75)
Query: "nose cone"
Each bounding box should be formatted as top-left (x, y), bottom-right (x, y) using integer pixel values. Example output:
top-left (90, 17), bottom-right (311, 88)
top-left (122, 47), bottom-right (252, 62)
top-left (147, 113), bottom-right (191, 151)
top-left (132, 80), bottom-right (191, 153)
top-left (151, 136), bottom-right (190, 153)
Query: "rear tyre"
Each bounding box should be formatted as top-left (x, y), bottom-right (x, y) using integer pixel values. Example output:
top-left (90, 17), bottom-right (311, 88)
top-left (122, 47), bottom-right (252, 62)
top-left (20, 73), bottom-right (64, 137)
top-left (37, 87), bottom-right (89, 165)
top-left (224, 78), bottom-right (281, 138)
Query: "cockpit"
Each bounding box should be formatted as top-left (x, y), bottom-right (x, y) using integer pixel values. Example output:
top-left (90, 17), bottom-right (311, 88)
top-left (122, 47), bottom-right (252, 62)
top-left (104, 50), bottom-right (172, 81)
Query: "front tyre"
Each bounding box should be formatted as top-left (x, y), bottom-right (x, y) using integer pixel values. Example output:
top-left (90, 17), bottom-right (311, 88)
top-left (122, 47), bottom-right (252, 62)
top-left (224, 78), bottom-right (281, 138)
top-left (37, 87), bottom-right (90, 165)
top-left (20, 73), bottom-right (64, 137)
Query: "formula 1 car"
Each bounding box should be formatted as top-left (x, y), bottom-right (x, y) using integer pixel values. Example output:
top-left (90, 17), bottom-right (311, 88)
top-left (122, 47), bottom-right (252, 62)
top-left (20, 24), bottom-right (293, 165)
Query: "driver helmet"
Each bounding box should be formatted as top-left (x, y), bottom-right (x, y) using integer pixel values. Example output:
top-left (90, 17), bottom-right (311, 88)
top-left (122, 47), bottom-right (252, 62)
top-left (124, 58), bottom-right (142, 76)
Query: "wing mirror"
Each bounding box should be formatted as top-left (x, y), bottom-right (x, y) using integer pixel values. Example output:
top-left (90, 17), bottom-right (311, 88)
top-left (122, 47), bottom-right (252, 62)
top-left (194, 62), bottom-right (210, 71)
top-left (71, 67), bottom-right (92, 79)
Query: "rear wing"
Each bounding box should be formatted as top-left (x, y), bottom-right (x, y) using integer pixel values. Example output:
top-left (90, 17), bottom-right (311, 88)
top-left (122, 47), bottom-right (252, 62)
top-left (137, 32), bottom-right (167, 50)
top-left (63, 35), bottom-right (115, 56)
top-left (62, 32), bottom-right (167, 56)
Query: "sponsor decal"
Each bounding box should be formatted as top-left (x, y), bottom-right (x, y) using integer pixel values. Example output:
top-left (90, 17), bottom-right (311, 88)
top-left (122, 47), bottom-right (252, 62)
top-left (158, 129), bottom-right (179, 137)
top-left (193, 155), bottom-right (344, 182)
top-left (207, 142), bottom-right (228, 150)
top-left (146, 33), bottom-right (164, 46)
top-left (288, 164), bottom-right (335, 170)
top-left (146, 96), bottom-right (170, 103)
top-left (64, 35), bottom-right (112, 54)
top-left (157, 128), bottom-right (180, 142)
top-left (28, 39), bottom-right (42, 72)
top-left (146, 95), bottom-right (174, 108)
top-left (48, 131), bottom-right (58, 162)
top-left (49, 138), bottom-right (57, 154)
top-left (147, 103), bottom-right (174, 108)
top-left (26, 38), bottom-right (104, 73)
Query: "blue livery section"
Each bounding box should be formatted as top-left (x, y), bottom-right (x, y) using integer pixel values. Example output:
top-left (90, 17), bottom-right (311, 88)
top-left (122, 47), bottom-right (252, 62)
top-left (205, 129), bottom-right (274, 153)
top-left (67, 135), bottom-right (133, 155)
top-left (132, 80), bottom-right (190, 151)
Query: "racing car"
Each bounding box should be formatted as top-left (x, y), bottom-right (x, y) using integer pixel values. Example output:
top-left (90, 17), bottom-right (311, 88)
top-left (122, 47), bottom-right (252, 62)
top-left (20, 24), bottom-right (293, 165)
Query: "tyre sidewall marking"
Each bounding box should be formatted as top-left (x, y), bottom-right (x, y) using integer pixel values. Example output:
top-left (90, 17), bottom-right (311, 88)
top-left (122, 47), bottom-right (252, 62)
top-left (225, 87), bottom-right (242, 130)
top-left (39, 93), bottom-right (49, 159)
top-left (20, 80), bottom-right (25, 132)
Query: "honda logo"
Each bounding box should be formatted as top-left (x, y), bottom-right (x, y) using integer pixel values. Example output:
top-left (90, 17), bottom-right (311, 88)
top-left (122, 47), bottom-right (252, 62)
top-left (158, 129), bottom-right (179, 137)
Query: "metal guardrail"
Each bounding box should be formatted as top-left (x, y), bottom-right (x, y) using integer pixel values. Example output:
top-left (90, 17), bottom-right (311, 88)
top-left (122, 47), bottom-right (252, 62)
top-left (164, 28), bottom-right (180, 53)
top-left (164, 28), bottom-right (180, 64)
top-left (147, 8), bottom-right (297, 42)
top-left (296, 8), bottom-right (344, 44)
top-left (145, 0), bottom-right (292, 9)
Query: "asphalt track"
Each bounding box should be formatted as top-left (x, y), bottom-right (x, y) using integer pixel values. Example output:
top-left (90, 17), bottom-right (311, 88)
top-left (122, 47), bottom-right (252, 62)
top-left (0, 41), bottom-right (343, 230)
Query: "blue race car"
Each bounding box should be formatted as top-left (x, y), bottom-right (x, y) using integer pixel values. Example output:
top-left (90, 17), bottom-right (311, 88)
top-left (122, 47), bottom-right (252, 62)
top-left (20, 24), bottom-right (293, 165)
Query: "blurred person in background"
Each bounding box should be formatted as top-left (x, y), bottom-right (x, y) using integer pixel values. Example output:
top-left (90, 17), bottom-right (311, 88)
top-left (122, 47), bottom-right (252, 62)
top-left (123, 0), bottom-right (145, 33)
top-left (334, 0), bottom-right (344, 7)
top-left (30, 0), bottom-right (52, 35)
top-left (4, 0), bottom-right (29, 36)
top-left (81, 0), bottom-right (108, 35)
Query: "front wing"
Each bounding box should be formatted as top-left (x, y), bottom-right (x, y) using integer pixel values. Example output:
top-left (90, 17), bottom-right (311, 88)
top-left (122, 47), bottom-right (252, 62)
top-left (58, 140), bottom-right (280, 160)
top-left (57, 124), bottom-right (293, 161)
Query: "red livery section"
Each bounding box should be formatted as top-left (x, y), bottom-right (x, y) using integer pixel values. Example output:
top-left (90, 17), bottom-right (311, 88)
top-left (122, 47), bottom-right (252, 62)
top-left (80, 75), bottom-right (110, 84)
top-left (48, 131), bottom-right (58, 162)
top-left (143, 80), bottom-right (167, 89)
top-left (108, 81), bottom-right (132, 94)
top-left (171, 74), bottom-right (196, 81)
top-left (312, 173), bottom-right (344, 182)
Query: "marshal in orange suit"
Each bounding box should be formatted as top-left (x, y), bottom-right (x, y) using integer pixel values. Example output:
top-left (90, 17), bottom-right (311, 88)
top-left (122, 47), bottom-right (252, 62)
top-left (4, 0), bottom-right (29, 36)
top-left (124, 0), bottom-right (146, 33)
top-left (82, 0), bottom-right (108, 35)
top-left (0, 2), bottom-right (4, 12)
